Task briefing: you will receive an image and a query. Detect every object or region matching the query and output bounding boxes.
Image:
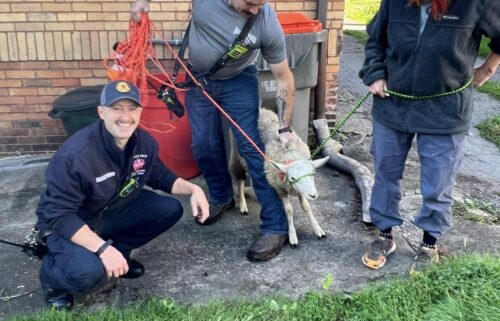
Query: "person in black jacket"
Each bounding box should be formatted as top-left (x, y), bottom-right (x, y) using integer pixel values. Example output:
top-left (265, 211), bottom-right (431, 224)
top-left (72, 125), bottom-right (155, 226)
top-left (359, 0), bottom-right (500, 272)
top-left (36, 80), bottom-right (209, 309)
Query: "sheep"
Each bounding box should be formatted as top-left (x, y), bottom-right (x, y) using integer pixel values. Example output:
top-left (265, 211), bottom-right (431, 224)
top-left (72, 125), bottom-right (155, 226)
top-left (229, 108), bottom-right (330, 246)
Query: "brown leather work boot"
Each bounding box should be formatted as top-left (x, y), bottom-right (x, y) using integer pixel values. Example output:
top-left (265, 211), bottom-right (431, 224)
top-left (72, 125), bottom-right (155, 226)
top-left (247, 233), bottom-right (288, 261)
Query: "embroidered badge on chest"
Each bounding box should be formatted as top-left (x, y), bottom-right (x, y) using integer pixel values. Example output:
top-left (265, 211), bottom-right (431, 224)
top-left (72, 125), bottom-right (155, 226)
top-left (133, 158), bottom-right (145, 171)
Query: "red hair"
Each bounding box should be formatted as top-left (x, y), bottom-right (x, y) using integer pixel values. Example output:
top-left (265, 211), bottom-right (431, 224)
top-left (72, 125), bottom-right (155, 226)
top-left (408, 0), bottom-right (449, 19)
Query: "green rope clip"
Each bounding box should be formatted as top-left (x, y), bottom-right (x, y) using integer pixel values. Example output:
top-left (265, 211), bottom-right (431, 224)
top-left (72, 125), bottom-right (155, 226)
top-left (310, 78), bottom-right (473, 159)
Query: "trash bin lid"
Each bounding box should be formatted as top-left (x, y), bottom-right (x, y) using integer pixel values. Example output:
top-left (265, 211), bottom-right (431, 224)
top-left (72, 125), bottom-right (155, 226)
top-left (53, 85), bottom-right (105, 111)
top-left (278, 13), bottom-right (323, 34)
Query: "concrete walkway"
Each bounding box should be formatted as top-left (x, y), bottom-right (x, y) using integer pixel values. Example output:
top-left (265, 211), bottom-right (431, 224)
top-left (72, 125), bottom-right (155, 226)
top-left (1, 35), bottom-right (499, 319)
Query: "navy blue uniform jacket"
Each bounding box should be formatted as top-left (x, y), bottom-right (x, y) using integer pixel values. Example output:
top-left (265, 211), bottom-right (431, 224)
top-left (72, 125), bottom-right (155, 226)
top-left (36, 121), bottom-right (178, 240)
top-left (359, 0), bottom-right (500, 134)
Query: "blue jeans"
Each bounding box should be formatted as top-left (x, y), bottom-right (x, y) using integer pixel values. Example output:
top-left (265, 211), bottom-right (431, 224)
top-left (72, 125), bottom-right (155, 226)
top-left (40, 190), bottom-right (183, 293)
top-left (369, 120), bottom-right (466, 238)
top-left (186, 66), bottom-right (288, 234)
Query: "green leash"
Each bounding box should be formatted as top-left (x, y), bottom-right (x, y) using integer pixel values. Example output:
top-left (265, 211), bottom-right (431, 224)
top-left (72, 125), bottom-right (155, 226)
top-left (310, 78), bottom-right (473, 159)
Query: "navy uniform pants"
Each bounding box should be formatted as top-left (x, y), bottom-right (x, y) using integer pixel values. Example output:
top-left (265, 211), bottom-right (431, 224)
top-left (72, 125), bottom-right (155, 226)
top-left (40, 190), bottom-right (183, 293)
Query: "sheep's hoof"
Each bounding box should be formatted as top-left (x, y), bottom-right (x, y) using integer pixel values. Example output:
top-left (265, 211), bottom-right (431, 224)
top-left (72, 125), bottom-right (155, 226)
top-left (240, 211), bottom-right (248, 216)
top-left (289, 243), bottom-right (299, 249)
top-left (317, 234), bottom-right (327, 240)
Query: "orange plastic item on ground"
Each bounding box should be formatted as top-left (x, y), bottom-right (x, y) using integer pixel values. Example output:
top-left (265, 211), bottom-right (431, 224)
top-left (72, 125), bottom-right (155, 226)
top-left (139, 73), bottom-right (200, 179)
top-left (277, 12), bottom-right (323, 34)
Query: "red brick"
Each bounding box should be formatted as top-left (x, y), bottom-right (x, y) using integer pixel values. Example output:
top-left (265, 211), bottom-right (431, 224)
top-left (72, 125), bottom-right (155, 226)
top-left (1, 96), bottom-right (26, 105)
top-left (0, 137), bottom-right (17, 144)
top-left (64, 69), bottom-right (93, 78)
top-left (0, 106), bottom-right (12, 113)
top-left (8, 88), bottom-right (39, 96)
top-left (20, 61), bottom-right (50, 70)
top-left (5, 144), bottom-right (33, 153)
top-left (41, 120), bottom-right (62, 128)
top-left (15, 120), bottom-right (42, 128)
top-left (51, 78), bottom-right (81, 87)
top-left (11, 105), bottom-right (40, 113)
top-left (30, 127), bottom-right (66, 136)
top-left (0, 128), bottom-right (29, 136)
top-left (79, 61), bottom-right (104, 68)
top-left (0, 121), bottom-right (14, 129)
top-left (35, 70), bottom-right (65, 78)
top-left (23, 79), bottom-right (52, 87)
top-left (26, 96), bottom-right (55, 104)
top-left (17, 136), bottom-right (46, 144)
top-left (38, 88), bottom-right (68, 96)
top-left (0, 89), bottom-right (8, 96)
top-left (5, 70), bottom-right (35, 78)
top-left (0, 62), bottom-right (22, 70)
top-left (0, 80), bottom-right (23, 87)
top-left (49, 61), bottom-right (79, 69)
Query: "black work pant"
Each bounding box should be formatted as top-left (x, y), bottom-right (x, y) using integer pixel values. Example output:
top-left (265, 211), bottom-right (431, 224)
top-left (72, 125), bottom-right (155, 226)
top-left (40, 190), bottom-right (183, 293)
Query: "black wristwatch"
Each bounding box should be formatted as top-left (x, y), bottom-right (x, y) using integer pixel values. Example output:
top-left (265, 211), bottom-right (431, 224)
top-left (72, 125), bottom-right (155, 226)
top-left (278, 126), bottom-right (292, 134)
top-left (96, 239), bottom-right (113, 257)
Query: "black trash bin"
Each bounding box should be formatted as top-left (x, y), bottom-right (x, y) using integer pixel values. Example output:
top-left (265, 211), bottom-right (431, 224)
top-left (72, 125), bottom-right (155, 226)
top-left (49, 85), bottom-right (104, 136)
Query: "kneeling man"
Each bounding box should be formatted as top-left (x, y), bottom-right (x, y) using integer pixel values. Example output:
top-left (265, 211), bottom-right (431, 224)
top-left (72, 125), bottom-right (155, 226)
top-left (36, 80), bottom-right (208, 309)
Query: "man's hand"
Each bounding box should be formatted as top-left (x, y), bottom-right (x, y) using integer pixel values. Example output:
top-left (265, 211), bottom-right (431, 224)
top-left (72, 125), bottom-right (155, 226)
top-left (98, 245), bottom-right (129, 278)
top-left (474, 51), bottom-right (500, 87)
top-left (131, 0), bottom-right (150, 21)
top-left (368, 79), bottom-right (388, 98)
top-left (190, 186), bottom-right (209, 224)
top-left (279, 131), bottom-right (297, 147)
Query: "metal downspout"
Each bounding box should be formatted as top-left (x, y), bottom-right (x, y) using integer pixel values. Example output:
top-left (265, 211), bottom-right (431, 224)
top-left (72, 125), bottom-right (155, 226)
top-left (314, 0), bottom-right (328, 119)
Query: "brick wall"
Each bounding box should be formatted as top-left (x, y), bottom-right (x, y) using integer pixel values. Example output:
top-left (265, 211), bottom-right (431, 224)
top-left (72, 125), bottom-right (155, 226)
top-left (0, 0), bottom-right (344, 156)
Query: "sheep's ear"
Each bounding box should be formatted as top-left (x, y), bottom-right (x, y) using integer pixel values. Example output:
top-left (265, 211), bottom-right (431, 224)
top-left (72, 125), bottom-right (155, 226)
top-left (312, 156), bottom-right (329, 169)
top-left (270, 160), bottom-right (289, 173)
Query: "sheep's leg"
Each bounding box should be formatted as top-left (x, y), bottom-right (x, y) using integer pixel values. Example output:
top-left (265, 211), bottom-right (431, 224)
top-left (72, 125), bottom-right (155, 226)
top-left (237, 179), bottom-right (248, 215)
top-left (298, 194), bottom-right (326, 239)
top-left (281, 195), bottom-right (298, 248)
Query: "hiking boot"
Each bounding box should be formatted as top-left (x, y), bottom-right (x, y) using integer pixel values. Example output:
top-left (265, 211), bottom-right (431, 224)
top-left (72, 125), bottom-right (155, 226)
top-left (247, 233), bottom-right (288, 261)
top-left (197, 199), bottom-right (235, 225)
top-left (362, 236), bottom-right (396, 270)
top-left (409, 245), bottom-right (439, 275)
top-left (43, 287), bottom-right (74, 310)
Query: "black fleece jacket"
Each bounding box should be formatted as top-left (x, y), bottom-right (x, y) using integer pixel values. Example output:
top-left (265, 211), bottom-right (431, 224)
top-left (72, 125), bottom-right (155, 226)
top-left (359, 0), bottom-right (500, 134)
top-left (36, 121), bottom-right (178, 239)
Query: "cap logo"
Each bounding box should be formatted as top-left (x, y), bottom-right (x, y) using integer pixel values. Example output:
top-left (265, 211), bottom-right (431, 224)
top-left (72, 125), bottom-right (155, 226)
top-left (116, 81), bottom-right (131, 93)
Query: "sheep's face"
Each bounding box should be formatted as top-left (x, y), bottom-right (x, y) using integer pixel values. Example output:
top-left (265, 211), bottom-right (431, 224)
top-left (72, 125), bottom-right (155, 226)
top-left (271, 156), bottom-right (329, 200)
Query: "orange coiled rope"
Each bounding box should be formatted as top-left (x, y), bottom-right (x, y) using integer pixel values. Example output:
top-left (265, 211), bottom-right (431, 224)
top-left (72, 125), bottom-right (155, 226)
top-left (103, 13), bottom-right (156, 105)
top-left (103, 12), bottom-right (270, 162)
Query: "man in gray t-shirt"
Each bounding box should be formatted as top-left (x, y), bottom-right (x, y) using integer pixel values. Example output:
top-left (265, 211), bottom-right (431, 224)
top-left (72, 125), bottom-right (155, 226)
top-left (132, 0), bottom-right (296, 261)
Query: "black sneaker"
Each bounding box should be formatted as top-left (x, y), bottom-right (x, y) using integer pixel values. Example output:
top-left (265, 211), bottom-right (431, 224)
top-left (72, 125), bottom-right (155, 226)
top-left (43, 287), bottom-right (74, 310)
top-left (197, 199), bottom-right (235, 225)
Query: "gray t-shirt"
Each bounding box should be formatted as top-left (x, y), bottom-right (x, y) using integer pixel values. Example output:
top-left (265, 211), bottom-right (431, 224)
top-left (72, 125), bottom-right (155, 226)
top-left (188, 0), bottom-right (286, 79)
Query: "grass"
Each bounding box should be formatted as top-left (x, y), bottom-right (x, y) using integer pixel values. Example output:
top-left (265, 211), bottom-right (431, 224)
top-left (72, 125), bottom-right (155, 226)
top-left (344, 0), bottom-right (380, 25)
top-left (479, 37), bottom-right (491, 58)
top-left (476, 115), bottom-right (500, 148)
top-left (453, 197), bottom-right (499, 224)
top-left (343, 30), bottom-right (368, 44)
top-left (477, 80), bottom-right (500, 100)
top-left (7, 255), bottom-right (500, 321)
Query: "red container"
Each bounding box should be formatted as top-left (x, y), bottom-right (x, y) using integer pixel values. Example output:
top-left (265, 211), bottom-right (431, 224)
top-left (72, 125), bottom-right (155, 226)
top-left (139, 73), bottom-right (200, 179)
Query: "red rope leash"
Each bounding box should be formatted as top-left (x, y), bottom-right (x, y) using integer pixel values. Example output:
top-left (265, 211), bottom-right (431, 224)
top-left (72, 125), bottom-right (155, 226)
top-left (103, 13), bottom-right (270, 162)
